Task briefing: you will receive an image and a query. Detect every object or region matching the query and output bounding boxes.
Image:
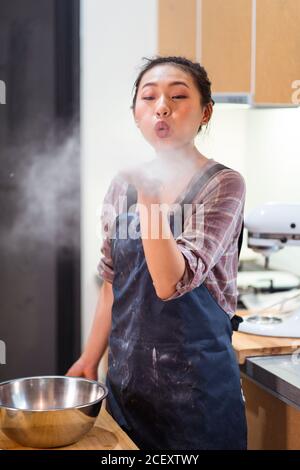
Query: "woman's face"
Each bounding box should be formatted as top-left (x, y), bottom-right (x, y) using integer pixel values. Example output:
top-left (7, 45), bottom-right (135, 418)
top-left (134, 64), bottom-right (212, 151)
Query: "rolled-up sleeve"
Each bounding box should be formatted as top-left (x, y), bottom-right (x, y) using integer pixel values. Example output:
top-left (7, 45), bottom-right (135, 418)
top-left (163, 170), bottom-right (246, 301)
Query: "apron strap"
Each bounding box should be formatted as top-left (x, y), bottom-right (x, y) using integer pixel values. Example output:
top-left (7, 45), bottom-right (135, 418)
top-left (179, 163), bottom-right (229, 207)
top-left (238, 220), bottom-right (244, 259)
top-left (126, 184), bottom-right (138, 212)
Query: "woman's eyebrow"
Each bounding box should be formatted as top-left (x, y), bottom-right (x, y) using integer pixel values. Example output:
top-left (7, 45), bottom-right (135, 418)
top-left (141, 81), bottom-right (190, 89)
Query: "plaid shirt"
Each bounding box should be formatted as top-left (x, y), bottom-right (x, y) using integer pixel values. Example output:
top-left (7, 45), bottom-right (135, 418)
top-left (98, 159), bottom-right (246, 318)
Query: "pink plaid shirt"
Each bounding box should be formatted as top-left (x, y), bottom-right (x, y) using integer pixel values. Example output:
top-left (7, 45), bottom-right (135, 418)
top-left (98, 159), bottom-right (246, 318)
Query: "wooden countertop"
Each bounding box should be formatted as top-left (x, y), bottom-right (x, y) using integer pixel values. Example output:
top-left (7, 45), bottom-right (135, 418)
top-left (233, 310), bottom-right (300, 364)
top-left (0, 407), bottom-right (138, 450)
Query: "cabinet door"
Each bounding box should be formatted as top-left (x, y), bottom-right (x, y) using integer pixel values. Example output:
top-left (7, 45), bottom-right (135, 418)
top-left (255, 0), bottom-right (300, 105)
top-left (201, 0), bottom-right (252, 93)
top-left (158, 0), bottom-right (197, 60)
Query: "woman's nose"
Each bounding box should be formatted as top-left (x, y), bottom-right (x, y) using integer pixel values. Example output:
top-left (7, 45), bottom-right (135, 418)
top-left (155, 99), bottom-right (171, 118)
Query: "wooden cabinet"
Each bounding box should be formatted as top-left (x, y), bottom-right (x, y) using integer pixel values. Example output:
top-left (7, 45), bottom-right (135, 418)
top-left (158, 0), bottom-right (300, 106)
top-left (255, 0), bottom-right (300, 105)
top-left (243, 376), bottom-right (300, 450)
top-left (201, 0), bottom-right (252, 94)
top-left (158, 0), bottom-right (197, 60)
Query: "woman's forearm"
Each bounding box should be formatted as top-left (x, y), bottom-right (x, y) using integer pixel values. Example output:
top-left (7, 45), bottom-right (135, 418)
top-left (138, 198), bottom-right (186, 300)
top-left (82, 280), bottom-right (113, 365)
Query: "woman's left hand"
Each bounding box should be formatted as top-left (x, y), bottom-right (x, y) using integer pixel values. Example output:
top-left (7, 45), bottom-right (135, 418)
top-left (120, 167), bottom-right (164, 205)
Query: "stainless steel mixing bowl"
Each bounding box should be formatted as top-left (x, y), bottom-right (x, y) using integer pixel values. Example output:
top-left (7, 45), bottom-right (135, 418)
top-left (0, 376), bottom-right (108, 448)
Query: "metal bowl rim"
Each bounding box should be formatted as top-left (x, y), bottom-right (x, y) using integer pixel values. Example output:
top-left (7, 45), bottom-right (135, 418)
top-left (0, 375), bottom-right (108, 412)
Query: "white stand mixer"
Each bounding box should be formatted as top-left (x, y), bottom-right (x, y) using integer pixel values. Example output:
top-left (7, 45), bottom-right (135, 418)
top-left (238, 202), bottom-right (300, 338)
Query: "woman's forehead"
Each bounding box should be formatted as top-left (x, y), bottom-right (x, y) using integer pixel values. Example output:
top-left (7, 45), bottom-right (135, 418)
top-left (139, 64), bottom-right (194, 87)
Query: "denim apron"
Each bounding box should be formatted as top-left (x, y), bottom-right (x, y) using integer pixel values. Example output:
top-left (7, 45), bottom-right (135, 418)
top-left (106, 163), bottom-right (247, 450)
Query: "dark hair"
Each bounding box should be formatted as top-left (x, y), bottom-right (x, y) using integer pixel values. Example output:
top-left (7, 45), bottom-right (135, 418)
top-left (131, 56), bottom-right (215, 133)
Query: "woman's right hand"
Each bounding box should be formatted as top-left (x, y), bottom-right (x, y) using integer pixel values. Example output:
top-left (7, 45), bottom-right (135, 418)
top-left (66, 355), bottom-right (98, 381)
top-left (66, 280), bottom-right (113, 382)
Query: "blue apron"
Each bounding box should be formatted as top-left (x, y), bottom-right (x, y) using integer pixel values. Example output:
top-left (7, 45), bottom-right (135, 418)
top-left (106, 163), bottom-right (247, 450)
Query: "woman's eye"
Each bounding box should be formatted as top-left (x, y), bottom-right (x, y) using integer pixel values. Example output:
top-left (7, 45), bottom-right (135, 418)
top-left (141, 95), bottom-right (187, 101)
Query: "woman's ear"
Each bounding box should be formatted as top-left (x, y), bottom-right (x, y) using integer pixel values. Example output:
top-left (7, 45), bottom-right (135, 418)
top-left (202, 102), bottom-right (213, 125)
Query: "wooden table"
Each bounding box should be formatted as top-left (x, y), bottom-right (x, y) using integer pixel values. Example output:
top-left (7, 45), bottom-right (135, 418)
top-left (0, 407), bottom-right (138, 450)
top-left (233, 310), bottom-right (300, 364)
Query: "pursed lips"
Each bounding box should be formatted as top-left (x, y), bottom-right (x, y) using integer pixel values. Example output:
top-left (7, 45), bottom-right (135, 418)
top-left (154, 120), bottom-right (170, 132)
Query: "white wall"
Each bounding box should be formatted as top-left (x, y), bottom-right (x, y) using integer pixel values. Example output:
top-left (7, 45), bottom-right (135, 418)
top-left (196, 106), bottom-right (247, 174)
top-left (81, 0), bottom-right (158, 352)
